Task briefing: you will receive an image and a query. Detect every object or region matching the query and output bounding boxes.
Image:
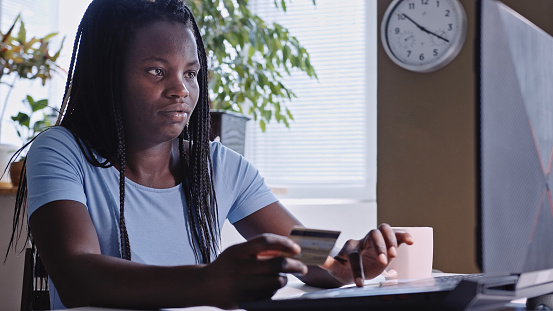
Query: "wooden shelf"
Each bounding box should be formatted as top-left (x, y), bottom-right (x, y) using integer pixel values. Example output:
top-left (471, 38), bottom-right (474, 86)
top-left (0, 186), bottom-right (17, 195)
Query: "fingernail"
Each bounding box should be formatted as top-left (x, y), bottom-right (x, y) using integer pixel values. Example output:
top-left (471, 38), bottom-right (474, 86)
top-left (291, 265), bottom-right (308, 276)
top-left (355, 277), bottom-right (364, 287)
top-left (379, 253), bottom-right (388, 265)
top-left (389, 246), bottom-right (397, 257)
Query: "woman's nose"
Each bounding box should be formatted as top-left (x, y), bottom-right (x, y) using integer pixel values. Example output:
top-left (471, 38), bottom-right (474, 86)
top-left (167, 77), bottom-right (189, 98)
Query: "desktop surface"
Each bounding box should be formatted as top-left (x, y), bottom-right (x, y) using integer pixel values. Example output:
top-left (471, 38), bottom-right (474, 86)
top-left (57, 274), bottom-right (529, 311)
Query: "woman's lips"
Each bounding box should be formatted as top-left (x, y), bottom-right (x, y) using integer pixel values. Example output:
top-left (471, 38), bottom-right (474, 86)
top-left (159, 111), bottom-right (188, 122)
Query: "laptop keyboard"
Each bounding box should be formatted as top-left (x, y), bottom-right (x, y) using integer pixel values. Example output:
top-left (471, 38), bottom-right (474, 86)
top-left (430, 273), bottom-right (486, 286)
top-left (300, 273), bottom-right (486, 299)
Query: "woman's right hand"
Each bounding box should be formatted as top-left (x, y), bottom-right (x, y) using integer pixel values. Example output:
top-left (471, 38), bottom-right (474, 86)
top-left (202, 233), bottom-right (308, 309)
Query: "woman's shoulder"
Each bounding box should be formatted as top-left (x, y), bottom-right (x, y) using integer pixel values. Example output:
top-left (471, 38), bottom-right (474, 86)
top-left (29, 126), bottom-right (81, 156)
top-left (33, 126), bottom-right (75, 144)
top-left (208, 141), bottom-right (260, 179)
top-left (209, 141), bottom-right (244, 164)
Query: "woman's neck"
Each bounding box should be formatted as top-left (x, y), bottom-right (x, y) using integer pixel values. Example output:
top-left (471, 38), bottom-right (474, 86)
top-left (118, 140), bottom-right (183, 188)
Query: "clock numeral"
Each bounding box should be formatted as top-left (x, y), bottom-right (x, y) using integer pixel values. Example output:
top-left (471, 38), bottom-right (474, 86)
top-left (436, 1), bottom-right (440, 8)
top-left (433, 49), bottom-right (438, 56)
top-left (397, 13), bottom-right (406, 20)
top-left (407, 50), bottom-right (412, 57)
top-left (395, 27), bottom-right (400, 34)
top-left (409, 3), bottom-right (415, 9)
top-left (445, 9), bottom-right (450, 17)
top-left (448, 23), bottom-right (453, 31)
top-left (421, 0), bottom-right (429, 5)
top-left (419, 53), bottom-right (425, 61)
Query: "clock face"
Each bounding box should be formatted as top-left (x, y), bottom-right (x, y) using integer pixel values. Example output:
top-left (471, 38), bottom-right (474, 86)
top-left (381, 0), bottom-right (467, 72)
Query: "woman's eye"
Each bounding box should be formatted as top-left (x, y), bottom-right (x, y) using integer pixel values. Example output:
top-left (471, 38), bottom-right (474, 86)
top-left (147, 68), bottom-right (163, 76)
top-left (185, 71), bottom-right (197, 79)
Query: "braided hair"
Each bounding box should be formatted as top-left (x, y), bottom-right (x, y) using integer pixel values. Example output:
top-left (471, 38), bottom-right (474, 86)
top-left (10, 0), bottom-right (219, 264)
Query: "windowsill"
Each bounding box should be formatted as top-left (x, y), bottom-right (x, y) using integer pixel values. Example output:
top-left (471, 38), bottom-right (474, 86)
top-left (0, 186), bottom-right (17, 195)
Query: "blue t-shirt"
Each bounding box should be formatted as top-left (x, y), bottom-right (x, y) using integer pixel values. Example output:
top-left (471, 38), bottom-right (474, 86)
top-left (26, 126), bottom-right (278, 309)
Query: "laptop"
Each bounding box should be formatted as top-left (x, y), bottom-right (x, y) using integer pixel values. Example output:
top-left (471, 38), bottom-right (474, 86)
top-left (240, 1), bottom-right (553, 310)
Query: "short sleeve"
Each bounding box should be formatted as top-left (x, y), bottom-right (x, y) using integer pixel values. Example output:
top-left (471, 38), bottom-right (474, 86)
top-left (210, 142), bottom-right (278, 223)
top-left (26, 127), bottom-right (88, 218)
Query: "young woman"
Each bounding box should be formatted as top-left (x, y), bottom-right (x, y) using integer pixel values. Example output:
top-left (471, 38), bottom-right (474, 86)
top-left (10, 0), bottom-right (412, 309)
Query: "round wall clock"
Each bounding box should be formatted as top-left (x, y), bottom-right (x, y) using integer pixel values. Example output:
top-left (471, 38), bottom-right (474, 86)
top-left (381, 0), bottom-right (467, 73)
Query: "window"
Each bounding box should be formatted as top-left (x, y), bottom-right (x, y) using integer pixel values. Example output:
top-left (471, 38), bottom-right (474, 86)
top-left (56, 0), bottom-right (91, 73)
top-left (1, 0), bottom-right (58, 32)
top-left (0, 0), bottom-right (60, 145)
top-left (246, 1), bottom-right (377, 201)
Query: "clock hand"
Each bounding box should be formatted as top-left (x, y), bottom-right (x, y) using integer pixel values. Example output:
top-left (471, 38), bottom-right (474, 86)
top-left (402, 13), bottom-right (450, 43)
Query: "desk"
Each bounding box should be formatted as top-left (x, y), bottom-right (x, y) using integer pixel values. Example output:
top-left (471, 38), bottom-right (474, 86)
top-left (58, 276), bottom-right (319, 311)
top-left (59, 275), bottom-right (530, 311)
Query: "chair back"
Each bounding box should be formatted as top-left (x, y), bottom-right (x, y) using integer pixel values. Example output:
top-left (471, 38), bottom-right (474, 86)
top-left (20, 247), bottom-right (50, 311)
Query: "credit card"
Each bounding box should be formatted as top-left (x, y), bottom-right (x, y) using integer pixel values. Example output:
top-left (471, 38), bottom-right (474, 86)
top-left (288, 226), bottom-right (341, 266)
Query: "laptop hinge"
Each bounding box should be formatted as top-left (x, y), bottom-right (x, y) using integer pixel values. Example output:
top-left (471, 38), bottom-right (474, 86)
top-left (443, 275), bottom-right (519, 311)
top-left (516, 268), bottom-right (553, 290)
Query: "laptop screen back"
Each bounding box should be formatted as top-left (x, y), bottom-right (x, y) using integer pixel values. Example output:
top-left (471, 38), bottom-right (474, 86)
top-left (477, 0), bottom-right (553, 274)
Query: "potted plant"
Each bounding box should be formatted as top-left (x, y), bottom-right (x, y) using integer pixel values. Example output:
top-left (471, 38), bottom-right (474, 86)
top-left (0, 14), bottom-right (63, 186)
top-left (9, 95), bottom-right (56, 185)
top-left (188, 0), bottom-right (317, 154)
top-left (10, 95), bottom-right (57, 186)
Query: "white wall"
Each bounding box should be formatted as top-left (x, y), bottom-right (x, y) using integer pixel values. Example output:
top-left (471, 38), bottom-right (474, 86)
top-left (0, 195), bottom-right (26, 311)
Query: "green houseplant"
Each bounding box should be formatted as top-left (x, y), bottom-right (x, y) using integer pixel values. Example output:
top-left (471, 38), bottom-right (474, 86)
top-left (188, 0), bottom-right (317, 148)
top-left (9, 95), bottom-right (56, 185)
top-left (11, 95), bottom-right (55, 148)
top-left (0, 14), bottom-right (63, 186)
top-left (0, 14), bottom-right (63, 131)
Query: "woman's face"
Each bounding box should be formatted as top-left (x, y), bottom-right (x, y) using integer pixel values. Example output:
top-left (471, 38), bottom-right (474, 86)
top-left (121, 20), bottom-right (200, 147)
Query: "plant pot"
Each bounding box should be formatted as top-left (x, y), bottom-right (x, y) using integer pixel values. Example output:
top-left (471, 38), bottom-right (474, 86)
top-left (210, 110), bottom-right (250, 155)
top-left (10, 160), bottom-right (24, 187)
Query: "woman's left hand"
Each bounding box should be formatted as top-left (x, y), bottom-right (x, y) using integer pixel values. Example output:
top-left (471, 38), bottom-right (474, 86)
top-left (321, 223), bottom-right (413, 287)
